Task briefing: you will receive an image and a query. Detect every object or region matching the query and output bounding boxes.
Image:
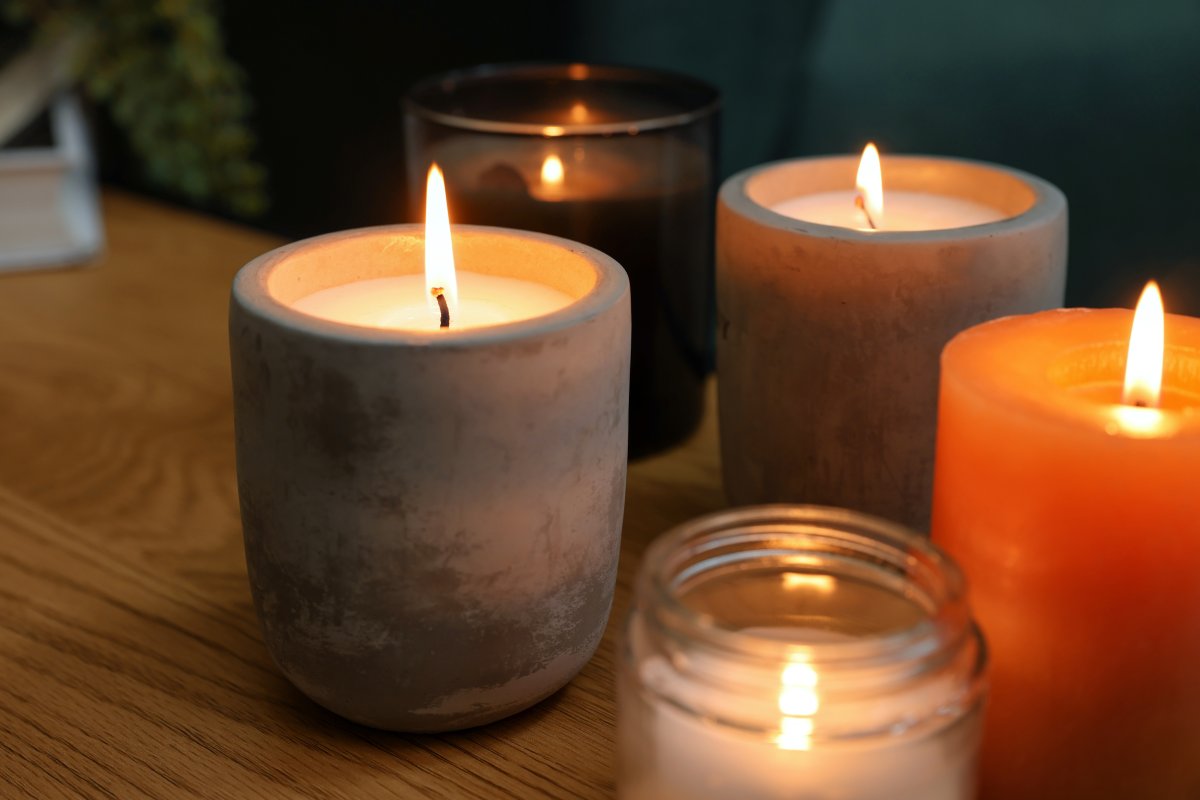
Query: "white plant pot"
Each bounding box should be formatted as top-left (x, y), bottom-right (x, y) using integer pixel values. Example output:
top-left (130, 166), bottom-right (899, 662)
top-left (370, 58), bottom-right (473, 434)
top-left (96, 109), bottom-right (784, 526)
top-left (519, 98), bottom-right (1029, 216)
top-left (0, 92), bottom-right (103, 272)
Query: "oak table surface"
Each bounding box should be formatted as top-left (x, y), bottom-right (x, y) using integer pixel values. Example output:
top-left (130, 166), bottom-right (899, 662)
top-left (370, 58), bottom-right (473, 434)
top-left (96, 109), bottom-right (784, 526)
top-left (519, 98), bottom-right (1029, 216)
top-left (0, 191), bottom-right (726, 799)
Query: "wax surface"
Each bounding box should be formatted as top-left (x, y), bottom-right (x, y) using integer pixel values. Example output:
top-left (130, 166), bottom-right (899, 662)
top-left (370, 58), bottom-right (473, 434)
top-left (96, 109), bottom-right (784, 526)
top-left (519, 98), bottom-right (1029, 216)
top-left (621, 681), bottom-right (973, 800)
top-left (618, 622), bottom-right (978, 800)
top-left (773, 190), bottom-right (1004, 231)
top-left (618, 557), bottom-right (982, 799)
top-left (292, 272), bottom-right (574, 331)
top-left (931, 308), bottom-right (1200, 799)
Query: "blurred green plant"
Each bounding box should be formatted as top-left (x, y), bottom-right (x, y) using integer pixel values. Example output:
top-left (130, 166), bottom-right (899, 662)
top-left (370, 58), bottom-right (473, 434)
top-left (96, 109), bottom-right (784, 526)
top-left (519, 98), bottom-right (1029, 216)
top-left (2, 0), bottom-right (266, 216)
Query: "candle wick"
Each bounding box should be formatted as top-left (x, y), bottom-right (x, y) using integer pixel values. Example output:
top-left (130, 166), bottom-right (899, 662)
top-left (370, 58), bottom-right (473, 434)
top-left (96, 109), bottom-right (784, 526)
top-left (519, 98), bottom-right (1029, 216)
top-left (1134, 398), bottom-right (1148, 408)
top-left (431, 287), bottom-right (450, 328)
top-left (854, 194), bottom-right (878, 230)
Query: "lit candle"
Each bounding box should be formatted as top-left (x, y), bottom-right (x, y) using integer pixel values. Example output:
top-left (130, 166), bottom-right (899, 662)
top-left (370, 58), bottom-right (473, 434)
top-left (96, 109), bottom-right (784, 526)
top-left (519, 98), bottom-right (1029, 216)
top-left (773, 143), bottom-right (1005, 230)
top-left (405, 63), bottom-right (719, 455)
top-left (229, 173), bottom-right (631, 732)
top-left (624, 648), bottom-right (976, 800)
top-left (294, 166), bottom-right (573, 330)
top-left (931, 283), bottom-right (1200, 798)
top-left (618, 507), bottom-right (986, 800)
top-left (533, 153), bottom-right (567, 202)
top-left (717, 149), bottom-right (1067, 528)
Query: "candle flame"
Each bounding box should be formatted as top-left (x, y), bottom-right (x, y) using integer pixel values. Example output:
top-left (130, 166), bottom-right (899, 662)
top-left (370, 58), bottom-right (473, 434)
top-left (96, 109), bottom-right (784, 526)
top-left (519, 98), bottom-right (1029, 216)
top-left (775, 658), bottom-right (819, 751)
top-left (425, 165), bottom-right (458, 323)
top-left (569, 101), bottom-right (589, 123)
top-left (541, 154), bottom-right (565, 187)
top-left (855, 142), bottom-right (884, 230)
top-left (1122, 281), bottom-right (1164, 408)
top-left (782, 573), bottom-right (836, 593)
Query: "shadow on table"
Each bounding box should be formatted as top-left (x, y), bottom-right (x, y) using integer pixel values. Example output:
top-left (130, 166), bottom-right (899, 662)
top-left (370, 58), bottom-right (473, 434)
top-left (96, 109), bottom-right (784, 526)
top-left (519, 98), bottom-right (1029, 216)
top-left (276, 674), bottom-right (571, 743)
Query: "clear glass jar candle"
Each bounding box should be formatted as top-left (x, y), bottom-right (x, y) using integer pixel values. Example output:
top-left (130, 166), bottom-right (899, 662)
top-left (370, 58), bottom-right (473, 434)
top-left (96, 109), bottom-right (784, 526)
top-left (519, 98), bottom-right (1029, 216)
top-left (618, 506), bottom-right (987, 800)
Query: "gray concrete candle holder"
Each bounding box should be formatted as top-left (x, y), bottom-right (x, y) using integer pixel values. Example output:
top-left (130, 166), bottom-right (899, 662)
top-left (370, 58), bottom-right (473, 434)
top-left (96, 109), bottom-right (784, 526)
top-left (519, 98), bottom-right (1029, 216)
top-left (230, 225), bottom-right (630, 732)
top-left (717, 155), bottom-right (1067, 530)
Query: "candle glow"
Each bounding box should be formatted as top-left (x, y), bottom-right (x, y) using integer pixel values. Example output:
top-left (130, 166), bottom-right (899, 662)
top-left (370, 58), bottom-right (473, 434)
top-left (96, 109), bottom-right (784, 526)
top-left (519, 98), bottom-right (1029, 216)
top-left (1122, 281), bottom-right (1165, 408)
top-left (541, 154), bottom-right (565, 187)
top-left (855, 143), bottom-right (884, 230)
top-left (775, 658), bottom-right (819, 751)
top-left (425, 165), bottom-right (459, 324)
top-left (782, 573), bottom-right (836, 593)
top-left (769, 146), bottom-right (1006, 232)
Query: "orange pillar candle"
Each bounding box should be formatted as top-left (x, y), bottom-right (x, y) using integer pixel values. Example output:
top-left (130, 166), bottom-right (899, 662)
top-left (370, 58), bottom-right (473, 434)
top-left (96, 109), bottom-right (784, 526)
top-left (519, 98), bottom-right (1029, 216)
top-left (931, 285), bottom-right (1200, 799)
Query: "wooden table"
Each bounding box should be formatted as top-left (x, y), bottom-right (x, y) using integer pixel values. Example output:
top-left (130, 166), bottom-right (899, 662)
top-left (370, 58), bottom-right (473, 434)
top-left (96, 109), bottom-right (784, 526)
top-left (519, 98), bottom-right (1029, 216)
top-left (0, 191), bottom-right (726, 798)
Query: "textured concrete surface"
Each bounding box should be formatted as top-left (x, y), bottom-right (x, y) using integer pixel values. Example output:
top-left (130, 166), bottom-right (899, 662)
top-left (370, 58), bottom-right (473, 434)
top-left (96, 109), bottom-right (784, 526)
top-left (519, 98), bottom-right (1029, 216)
top-left (231, 225), bottom-right (630, 731)
top-left (716, 155), bottom-right (1066, 530)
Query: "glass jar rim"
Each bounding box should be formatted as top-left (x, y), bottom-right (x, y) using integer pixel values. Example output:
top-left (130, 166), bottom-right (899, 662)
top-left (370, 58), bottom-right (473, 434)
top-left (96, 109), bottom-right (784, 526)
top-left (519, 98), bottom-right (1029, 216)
top-left (404, 62), bottom-right (721, 137)
top-left (640, 504), bottom-right (980, 673)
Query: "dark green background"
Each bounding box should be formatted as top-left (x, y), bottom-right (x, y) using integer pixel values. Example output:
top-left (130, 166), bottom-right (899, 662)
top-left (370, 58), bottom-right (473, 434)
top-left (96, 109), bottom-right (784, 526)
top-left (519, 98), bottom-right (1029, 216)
top-left (106, 0), bottom-right (1200, 313)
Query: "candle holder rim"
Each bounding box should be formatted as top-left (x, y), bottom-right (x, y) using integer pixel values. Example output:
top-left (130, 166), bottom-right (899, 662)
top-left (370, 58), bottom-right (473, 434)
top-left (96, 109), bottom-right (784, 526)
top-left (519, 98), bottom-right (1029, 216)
top-left (404, 61), bottom-right (721, 137)
top-left (230, 223), bottom-right (630, 347)
top-left (639, 504), bottom-right (978, 671)
top-left (721, 153), bottom-right (1066, 242)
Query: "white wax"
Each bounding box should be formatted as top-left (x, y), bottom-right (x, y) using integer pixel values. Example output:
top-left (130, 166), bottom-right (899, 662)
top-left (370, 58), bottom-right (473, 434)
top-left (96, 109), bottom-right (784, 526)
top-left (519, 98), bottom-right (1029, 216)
top-left (773, 190), bottom-right (1004, 231)
top-left (292, 272), bottom-right (574, 331)
top-left (623, 683), bottom-right (971, 799)
top-left (618, 615), bottom-right (978, 800)
top-left (621, 654), bottom-right (974, 800)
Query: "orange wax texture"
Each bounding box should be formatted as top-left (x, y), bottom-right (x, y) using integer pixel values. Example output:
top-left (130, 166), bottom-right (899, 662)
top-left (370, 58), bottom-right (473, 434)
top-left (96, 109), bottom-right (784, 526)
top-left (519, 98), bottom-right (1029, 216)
top-left (931, 308), bottom-right (1200, 800)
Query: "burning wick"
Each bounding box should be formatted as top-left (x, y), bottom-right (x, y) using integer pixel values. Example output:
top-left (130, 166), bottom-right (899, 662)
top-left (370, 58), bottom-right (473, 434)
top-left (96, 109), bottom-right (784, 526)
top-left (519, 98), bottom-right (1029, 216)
top-left (854, 194), bottom-right (878, 230)
top-left (431, 287), bottom-right (450, 328)
top-left (1122, 280), bottom-right (1164, 409)
top-left (854, 143), bottom-right (883, 230)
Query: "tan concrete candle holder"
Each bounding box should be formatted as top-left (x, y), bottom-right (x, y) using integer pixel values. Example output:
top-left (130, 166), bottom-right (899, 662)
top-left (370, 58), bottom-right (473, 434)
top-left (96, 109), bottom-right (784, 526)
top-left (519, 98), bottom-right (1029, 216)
top-left (717, 155), bottom-right (1067, 529)
top-left (230, 225), bottom-right (630, 732)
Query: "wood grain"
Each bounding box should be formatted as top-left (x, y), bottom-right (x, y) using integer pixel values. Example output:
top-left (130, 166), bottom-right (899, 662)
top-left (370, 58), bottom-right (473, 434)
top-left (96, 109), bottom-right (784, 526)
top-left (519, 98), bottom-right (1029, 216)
top-left (0, 191), bottom-right (726, 798)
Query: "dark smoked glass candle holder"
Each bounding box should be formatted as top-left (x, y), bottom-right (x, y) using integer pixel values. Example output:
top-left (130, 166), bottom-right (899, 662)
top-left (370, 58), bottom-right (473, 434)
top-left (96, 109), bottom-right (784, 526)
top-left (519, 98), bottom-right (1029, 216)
top-left (618, 505), bottom-right (988, 799)
top-left (405, 63), bottom-right (719, 457)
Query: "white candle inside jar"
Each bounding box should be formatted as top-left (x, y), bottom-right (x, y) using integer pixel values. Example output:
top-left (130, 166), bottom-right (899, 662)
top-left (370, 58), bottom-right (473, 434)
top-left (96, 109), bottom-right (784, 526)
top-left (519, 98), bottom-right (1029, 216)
top-left (772, 143), bottom-right (1004, 231)
top-left (293, 165), bottom-right (573, 331)
top-left (628, 649), bottom-right (970, 799)
top-left (294, 274), bottom-right (573, 331)
top-left (618, 508), bottom-right (986, 800)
